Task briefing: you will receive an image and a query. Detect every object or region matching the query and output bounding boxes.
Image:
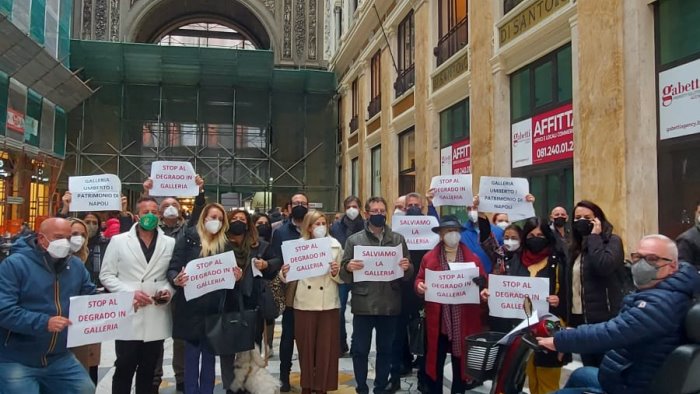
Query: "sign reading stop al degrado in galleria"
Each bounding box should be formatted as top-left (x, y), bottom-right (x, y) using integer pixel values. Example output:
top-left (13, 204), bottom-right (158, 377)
top-left (659, 57), bottom-right (700, 140)
top-left (512, 103), bottom-right (573, 168)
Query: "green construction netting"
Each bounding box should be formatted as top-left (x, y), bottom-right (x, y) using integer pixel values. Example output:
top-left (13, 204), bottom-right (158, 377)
top-left (67, 40), bottom-right (339, 211)
top-left (70, 40), bottom-right (336, 94)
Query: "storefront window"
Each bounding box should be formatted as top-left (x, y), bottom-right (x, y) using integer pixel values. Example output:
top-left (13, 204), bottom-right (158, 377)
top-left (371, 145), bottom-right (381, 196)
top-left (351, 157), bottom-right (359, 197)
top-left (658, 0), bottom-right (700, 66)
top-left (656, 0), bottom-right (700, 238)
top-left (398, 129), bottom-right (415, 195)
top-left (440, 99), bottom-right (469, 148)
top-left (510, 45), bottom-right (573, 213)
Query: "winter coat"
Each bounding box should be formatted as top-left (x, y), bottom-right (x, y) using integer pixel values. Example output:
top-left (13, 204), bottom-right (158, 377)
top-left (339, 223), bottom-right (412, 316)
top-left (290, 237), bottom-right (343, 311)
top-left (0, 236), bottom-right (95, 367)
top-left (99, 225), bottom-right (176, 342)
top-left (554, 263), bottom-right (700, 394)
top-left (166, 227), bottom-right (279, 343)
top-left (330, 215), bottom-right (365, 248)
top-left (676, 225), bottom-right (700, 269)
top-left (570, 233), bottom-right (626, 324)
top-left (414, 242), bottom-right (486, 382)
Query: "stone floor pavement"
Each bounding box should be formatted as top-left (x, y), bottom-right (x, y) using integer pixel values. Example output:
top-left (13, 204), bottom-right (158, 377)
top-left (96, 307), bottom-right (579, 393)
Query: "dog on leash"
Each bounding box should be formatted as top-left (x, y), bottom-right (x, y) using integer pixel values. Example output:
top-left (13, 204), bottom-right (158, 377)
top-left (230, 348), bottom-right (281, 394)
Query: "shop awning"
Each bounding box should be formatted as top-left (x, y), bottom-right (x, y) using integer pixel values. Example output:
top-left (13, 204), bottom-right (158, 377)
top-left (0, 14), bottom-right (95, 110)
top-left (70, 40), bottom-right (337, 94)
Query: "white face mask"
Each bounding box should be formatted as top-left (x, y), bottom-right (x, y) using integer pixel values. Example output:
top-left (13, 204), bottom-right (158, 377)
top-left (312, 225), bottom-right (327, 239)
top-left (346, 207), bottom-right (360, 220)
top-left (468, 211), bottom-right (479, 223)
top-left (394, 208), bottom-right (405, 216)
top-left (443, 231), bottom-right (461, 248)
top-left (69, 235), bottom-right (85, 253)
top-left (504, 239), bottom-right (520, 252)
top-left (163, 205), bottom-right (179, 219)
top-left (496, 221), bottom-right (510, 230)
top-left (46, 238), bottom-right (71, 259)
top-left (205, 219), bottom-right (222, 234)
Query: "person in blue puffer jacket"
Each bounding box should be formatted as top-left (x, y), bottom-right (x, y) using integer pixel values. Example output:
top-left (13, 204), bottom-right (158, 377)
top-left (538, 234), bottom-right (700, 394)
top-left (0, 218), bottom-right (96, 394)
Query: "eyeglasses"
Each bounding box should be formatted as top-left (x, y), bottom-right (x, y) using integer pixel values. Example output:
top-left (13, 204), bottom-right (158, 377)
top-left (630, 253), bottom-right (673, 267)
top-left (368, 210), bottom-right (386, 215)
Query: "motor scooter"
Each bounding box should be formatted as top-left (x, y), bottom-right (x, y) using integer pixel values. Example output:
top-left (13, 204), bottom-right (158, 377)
top-left (465, 297), bottom-right (562, 394)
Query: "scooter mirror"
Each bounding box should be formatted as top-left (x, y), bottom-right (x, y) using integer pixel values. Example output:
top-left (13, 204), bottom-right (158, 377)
top-left (523, 296), bottom-right (533, 319)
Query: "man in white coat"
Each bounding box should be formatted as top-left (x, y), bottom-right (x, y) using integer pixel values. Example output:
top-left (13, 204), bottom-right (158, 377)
top-left (100, 196), bottom-right (176, 394)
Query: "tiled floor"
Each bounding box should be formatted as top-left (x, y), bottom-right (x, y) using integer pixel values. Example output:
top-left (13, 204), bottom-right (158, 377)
top-left (96, 307), bottom-right (579, 393)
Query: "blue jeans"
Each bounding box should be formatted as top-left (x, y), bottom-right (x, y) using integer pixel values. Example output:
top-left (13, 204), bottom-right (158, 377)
top-left (184, 342), bottom-right (215, 394)
top-left (351, 315), bottom-right (398, 394)
top-left (0, 353), bottom-right (95, 394)
top-left (553, 367), bottom-right (605, 394)
top-left (339, 283), bottom-right (351, 349)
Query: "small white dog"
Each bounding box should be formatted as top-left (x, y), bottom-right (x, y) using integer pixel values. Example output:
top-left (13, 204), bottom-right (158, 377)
top-left (230, 349), bottom-right (281, 394)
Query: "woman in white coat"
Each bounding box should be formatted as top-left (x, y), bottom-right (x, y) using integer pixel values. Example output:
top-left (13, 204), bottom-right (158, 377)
top-left (280, 210), bottom-right (343, 394)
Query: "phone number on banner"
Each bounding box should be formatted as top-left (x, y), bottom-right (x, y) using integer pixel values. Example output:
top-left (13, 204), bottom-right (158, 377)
top-left (536, 141), bottom-right (574, 160)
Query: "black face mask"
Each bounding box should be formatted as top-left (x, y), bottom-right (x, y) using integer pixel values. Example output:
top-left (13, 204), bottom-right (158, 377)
top-left (228, 220), bottom-right (248, 236)
top-left (572, 219), bottom-right (594, 236)
top-left (369, 214), bottom-right (386, 228)
top-left (553, 217), bottom-right (567, 228)
top-left (406, 206), bottom-right (422, 216)
top-left (291, 204), bottom-right (308, 220)
top-left (525, 237), bottom-right (549, 253)
top-left (256, 224), bottom-right (271, 240)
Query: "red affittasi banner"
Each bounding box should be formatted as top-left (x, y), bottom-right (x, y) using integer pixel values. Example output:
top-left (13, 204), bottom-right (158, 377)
top-left (531, 103), bottom-right (573, 165)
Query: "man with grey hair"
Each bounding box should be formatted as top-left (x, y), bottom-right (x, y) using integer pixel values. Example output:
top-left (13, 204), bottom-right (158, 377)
top-left (538, 234), bottom-right (700, 394)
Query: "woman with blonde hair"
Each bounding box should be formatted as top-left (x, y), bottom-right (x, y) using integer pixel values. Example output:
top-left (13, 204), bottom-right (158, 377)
top-left (67, 218), bottom-right (101, 385)
top-left (168, 203), bottom-right (241, 394)
top-left (280, 210), bottom-right (343, 394)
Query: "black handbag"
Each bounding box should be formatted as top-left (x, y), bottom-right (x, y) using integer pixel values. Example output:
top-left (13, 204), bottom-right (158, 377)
top-left (408, 310), bottom-right (426, 356)
top-left (259, 278), bottom-right (281, 320)
top-left (204, 290), bottom-right (258, 356)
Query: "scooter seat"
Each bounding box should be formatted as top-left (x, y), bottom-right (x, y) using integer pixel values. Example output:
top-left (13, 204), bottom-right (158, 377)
top-left (649, 300), bottom-right (700, 394)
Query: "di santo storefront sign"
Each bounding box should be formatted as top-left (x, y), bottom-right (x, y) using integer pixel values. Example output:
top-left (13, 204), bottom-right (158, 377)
top-left (659, 57), bottom-right (700, 140)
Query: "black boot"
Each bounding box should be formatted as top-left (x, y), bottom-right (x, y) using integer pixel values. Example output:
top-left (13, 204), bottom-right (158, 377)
top-left (280, 374), bottom-right (291, 392)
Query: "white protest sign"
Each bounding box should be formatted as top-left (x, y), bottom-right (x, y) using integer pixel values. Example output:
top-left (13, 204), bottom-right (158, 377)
top-left (391, 215), bottom-right (440, 251)
top-left (425, 267), bottom-right (480, 305)
top-left (448, 262), bottom-right (476, 271)
top-left (487, 275), bottom-right (550, 319)
top-left (149, 161), bottom-right (199, 197)
top-left (353, 245), bottom-right (404, 282)
top-left (478, 176), bottom-right (536, 220)
top-left (183, 251), bottom-right (236, 301)
top-left (67, 291), bottom-right (136, 348)
top-left (68, 174), bottom-right (121, 212)
top-left (281, 237), bottom-right (333, 281)
top-left (429, 175), bottom-right (473, 207)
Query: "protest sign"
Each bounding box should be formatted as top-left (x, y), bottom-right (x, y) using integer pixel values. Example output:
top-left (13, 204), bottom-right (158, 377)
top-left (353, 245), bottom-right (404, 282)
top-left (281, 237), bottom-right (333, 281)
top-left (478, 176), bottom-right (536, 220)
top-left (149, 161), bottom-right (199, 197)
top-left (183, 251), bottom-right (236, 301)
top-left (391, 215), bottom-right (440, 251)
top-left (425, 267), bottom-right (480, 305)
top-left (68, 174), bottom-right (121, 212)
top-left (429, 175), bottom-right (473, 207)
top-left (487, 275), bottom-right (550, 319)
top-left (67, 291), bottom-right (135, 347)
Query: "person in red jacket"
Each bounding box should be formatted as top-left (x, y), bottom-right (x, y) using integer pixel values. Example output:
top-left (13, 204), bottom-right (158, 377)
top-left (415, 215), bottom-right (486, 393)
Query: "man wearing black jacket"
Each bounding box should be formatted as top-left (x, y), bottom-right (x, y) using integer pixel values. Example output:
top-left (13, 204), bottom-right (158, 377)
top-left (676, 201), bottom-right (700, 269)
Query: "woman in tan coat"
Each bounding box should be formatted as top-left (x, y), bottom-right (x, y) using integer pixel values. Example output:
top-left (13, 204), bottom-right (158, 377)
top-left (68, 218), bottom-right (101, 384)
top-left (280, 210), bottom-right (343, 394)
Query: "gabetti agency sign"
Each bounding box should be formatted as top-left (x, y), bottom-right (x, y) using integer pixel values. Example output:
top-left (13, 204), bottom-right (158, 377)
top-left (440, 138), bottom-right (471, 175)
top-left (511, 103), bottom-right (573, 168)
top-left (659, 58), bottom-right (700, 140)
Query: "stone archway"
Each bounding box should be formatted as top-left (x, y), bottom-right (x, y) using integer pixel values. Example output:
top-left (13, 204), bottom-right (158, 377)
top-left (123, 0), bottom-right (279, 54)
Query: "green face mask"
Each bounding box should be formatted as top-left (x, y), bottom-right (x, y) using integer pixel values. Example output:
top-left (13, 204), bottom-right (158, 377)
top-left (139, 213), bottom-right (159, 231)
